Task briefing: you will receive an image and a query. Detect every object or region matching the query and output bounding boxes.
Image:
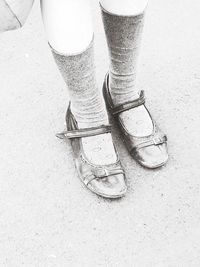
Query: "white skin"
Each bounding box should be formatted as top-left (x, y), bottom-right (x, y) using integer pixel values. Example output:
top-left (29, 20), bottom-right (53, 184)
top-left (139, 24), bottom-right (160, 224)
top-left (41, 0), bottom-right (93, 54)
top-left (41, 0), bottom-right (162, 165)
top-left (100, 0), bottom-right (149, 16)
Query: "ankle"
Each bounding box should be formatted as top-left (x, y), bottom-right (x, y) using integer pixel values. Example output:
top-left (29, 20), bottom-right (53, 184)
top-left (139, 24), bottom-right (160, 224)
top-left (109, 74), bottom-right (140, 106)
top-left (71, 103), bottom-right (109, 129)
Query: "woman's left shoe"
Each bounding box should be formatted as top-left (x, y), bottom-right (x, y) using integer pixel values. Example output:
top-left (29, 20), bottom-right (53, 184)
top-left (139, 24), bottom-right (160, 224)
top-left (56, 105), bottom-right (127, 198)
top-left (103, 73), bottom-right (168, 169)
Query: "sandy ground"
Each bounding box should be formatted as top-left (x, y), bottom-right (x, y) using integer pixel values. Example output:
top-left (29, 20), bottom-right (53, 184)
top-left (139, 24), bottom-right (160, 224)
top-left (0, 0), bottom-right (200, 266)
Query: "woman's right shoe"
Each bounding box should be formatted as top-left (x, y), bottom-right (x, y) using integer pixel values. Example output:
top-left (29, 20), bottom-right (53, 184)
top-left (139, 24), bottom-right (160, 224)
top-left (56, 104), bottom-right (127, 199)
top-left (103, 73), bottom-right (168, 169)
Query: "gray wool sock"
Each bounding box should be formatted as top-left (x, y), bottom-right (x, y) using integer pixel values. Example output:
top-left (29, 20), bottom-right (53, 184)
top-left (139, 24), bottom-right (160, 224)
top-left (101, 5), bottom-right (145, 105)
top-left (51, 38), bottom-right (108, 128)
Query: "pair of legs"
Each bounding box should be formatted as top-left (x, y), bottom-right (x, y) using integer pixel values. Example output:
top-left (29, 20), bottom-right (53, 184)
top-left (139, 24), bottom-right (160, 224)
top-left (40, 0), bottom-right (160, 165)
top-left (41, 0), bottom-right (168, 198)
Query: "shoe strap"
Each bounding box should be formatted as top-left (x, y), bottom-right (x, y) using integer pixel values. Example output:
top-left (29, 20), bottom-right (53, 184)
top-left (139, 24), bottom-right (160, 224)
top-left (112, 91), bottom-right (145, 115)
top-left (134, 134), bottom-right (167, 150)
top-left (84, 167), bottom-right (125, 186)
top-left (56, 125), bottom-right (112, 140)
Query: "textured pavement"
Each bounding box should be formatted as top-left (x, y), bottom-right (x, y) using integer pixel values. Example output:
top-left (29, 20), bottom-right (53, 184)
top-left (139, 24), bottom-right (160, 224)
top-left (0, 0), bottom-right (200, 266)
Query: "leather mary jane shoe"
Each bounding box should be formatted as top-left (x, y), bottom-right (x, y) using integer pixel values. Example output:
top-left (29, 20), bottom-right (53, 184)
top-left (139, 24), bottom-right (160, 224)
top-left (103, 73), bottom-right (168, 169)
top-left (56, 105), bottom-right (127, 198)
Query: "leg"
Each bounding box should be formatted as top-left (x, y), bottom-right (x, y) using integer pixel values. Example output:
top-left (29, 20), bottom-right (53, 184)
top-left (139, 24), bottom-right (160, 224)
top-left (41, 0), bottom-right (118, 165)
top-left (100, 0), bottom-right (151, 137)
top-left (100, 0), bottom-right (168, 168)
top-left (41, 0), bottom-right (127, 198)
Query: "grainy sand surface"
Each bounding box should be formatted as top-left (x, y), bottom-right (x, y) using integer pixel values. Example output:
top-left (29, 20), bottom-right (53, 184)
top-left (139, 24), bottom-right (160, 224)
top-left (0, 0), bottom-right (200, 266)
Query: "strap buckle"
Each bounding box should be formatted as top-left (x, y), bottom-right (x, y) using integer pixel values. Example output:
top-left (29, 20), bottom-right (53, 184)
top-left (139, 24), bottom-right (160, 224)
top-left (93, 168), bottom-right (109, 178)
top-left (153, 135), bottom-right (167, 145)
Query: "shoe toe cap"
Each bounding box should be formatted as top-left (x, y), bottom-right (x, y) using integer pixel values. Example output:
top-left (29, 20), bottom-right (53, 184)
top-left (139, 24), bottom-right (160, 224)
top-left (88, 173), bottom-right (127, 199)
top-left (134, 143), bottom-right (168, 169)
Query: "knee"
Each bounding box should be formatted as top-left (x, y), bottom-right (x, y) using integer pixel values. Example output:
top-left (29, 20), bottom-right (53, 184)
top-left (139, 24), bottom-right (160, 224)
top-left (100, 0), bottom-right (149, 16)
top-left (41, 0), bottom-right (94, 54)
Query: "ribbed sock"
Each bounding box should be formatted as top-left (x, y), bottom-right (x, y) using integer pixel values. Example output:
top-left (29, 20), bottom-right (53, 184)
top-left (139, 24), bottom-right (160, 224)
top-left (101, 5), bottom-right (153, 137)
top-left (51, 38), bottom-right (117, 164)
top-left (101, 5), bottom-right (145, 105)
top-left (51, 38), bottom-right (108, 128)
